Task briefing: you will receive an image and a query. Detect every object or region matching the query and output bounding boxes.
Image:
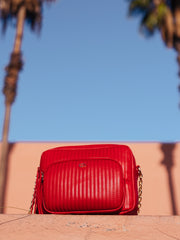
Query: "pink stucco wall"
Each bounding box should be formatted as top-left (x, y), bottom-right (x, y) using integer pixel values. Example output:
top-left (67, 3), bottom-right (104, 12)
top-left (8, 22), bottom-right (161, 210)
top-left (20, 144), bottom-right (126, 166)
top-left (0, 142), bottom-right (180, 215)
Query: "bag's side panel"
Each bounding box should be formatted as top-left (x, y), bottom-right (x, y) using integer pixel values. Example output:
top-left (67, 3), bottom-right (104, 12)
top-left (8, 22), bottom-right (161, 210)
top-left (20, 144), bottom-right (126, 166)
top-left (112, 145), bottom-right (138, 214)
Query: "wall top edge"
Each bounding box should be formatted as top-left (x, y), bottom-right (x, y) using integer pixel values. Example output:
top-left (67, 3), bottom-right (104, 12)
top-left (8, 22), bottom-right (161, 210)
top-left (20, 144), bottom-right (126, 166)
top-left (0, 141), bottom-right (180, 144)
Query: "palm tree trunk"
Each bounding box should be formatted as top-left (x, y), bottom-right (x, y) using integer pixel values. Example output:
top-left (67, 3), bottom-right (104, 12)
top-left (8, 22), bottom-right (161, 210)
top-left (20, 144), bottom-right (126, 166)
top-left (174, 8), bottom-right (180, 37)
top-left (0, 104), bottom-right (11, 213)
top-left (0, 5), bottom-right (26, 213)
top-left (161, 8), bottom-right (174, 48)
top-left (13, 6), bottom-right (26, 53)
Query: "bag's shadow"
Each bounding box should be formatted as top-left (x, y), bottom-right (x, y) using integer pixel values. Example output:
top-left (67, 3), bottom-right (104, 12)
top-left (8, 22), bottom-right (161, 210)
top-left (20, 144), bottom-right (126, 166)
top-left (160, 143), bottom-right (178, 215)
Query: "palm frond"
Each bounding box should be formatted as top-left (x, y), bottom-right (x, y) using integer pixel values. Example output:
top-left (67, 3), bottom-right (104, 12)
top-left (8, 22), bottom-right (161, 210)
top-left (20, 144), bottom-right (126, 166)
top-left (128, 0), bottom-right (169, 36)
top-left (140, 11), bottom-right (158, 35)
top-left (128, 0), bottom-right (151, 16)
top-left (0, 0), bottom-right (54, 32)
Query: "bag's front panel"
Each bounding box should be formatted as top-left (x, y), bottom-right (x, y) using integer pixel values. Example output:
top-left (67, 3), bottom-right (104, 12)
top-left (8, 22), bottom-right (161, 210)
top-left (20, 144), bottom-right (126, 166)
top-left (38, 144), bottom-right (138, 214)
top-left (42, 158), bottom-right (124, 214)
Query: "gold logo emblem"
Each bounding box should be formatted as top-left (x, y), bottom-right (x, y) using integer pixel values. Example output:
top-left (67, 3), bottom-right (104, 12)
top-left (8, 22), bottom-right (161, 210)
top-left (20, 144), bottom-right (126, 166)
top-left (79, 163), bottom-right (87, 168)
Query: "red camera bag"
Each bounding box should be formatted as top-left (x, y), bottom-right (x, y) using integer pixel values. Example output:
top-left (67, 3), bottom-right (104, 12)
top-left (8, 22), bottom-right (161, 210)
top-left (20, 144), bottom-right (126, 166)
top-left (30, 144), bottom-right (142, 215)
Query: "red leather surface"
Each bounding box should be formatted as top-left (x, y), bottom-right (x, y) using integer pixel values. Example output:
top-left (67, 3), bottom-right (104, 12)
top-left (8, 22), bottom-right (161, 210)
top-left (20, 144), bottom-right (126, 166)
top-left (35, 144), bottom-right (138, 214)
top-left (43, 159), bottom-right (124, 214)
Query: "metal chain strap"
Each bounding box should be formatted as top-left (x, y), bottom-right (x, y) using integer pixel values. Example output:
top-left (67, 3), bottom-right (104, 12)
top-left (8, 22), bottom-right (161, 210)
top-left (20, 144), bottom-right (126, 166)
top-left (28, 183), bottom-right (36, 214)
top-left (137, 166), bottom-right (143, 214)
top-left (28, 168), bottom-right (40, 214)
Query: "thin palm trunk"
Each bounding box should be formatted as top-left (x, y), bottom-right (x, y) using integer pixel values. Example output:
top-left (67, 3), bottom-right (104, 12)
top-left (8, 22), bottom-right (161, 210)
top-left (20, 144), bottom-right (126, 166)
top-left (0, 104), bottom-right (11, 213)
top-left (0, 5), bottom-right (26, 213)
top-left (174, 8), bottom-right (180, 37)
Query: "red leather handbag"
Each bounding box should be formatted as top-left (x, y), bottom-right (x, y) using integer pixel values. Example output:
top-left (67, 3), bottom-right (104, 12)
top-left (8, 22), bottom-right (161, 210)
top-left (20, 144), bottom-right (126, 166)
top-left (29, 144), bottom-right (142, 215)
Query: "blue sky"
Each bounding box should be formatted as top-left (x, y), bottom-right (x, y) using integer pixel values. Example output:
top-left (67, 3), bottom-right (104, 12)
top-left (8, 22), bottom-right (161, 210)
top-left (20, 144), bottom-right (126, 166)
top-left (0, 0), bottom-right (180, 142)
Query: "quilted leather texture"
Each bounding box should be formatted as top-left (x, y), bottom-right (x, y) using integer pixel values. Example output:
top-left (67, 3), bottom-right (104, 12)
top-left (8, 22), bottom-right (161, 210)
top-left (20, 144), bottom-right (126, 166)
top-left (35, 144), bottom-right (138, 215)
top-left (43, 159), bottom-right (124, 213)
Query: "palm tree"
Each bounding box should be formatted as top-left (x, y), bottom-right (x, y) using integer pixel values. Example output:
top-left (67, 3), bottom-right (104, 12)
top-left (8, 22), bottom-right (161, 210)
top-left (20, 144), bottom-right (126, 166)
top-left (128, 0), bottom-right (180, 77)
top-left (0, 0), bottom-right (54, 213)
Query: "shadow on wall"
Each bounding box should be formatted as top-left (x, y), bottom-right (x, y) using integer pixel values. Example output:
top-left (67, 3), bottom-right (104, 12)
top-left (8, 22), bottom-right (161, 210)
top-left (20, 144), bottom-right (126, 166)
top-left (0, 142), bottom-right (15, 214)
top-left (160, 143), bottom-right (178, 215)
